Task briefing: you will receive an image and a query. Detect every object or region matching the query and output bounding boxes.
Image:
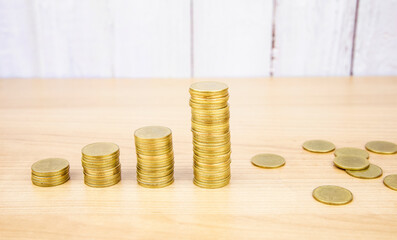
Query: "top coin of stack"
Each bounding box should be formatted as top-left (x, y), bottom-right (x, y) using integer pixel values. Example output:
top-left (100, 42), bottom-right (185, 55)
top-left (134, 126), bottom-right (174, 188)
top-left (81, 142), bottom-right (121, 188)
top-left (189, 81), bottom-right (231, 189)
top-left (31, 158), bottom-right (70, 187)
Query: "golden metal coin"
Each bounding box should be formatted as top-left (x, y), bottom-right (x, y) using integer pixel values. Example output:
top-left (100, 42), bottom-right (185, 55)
top-left (333, 155), bottom-right (369, 170)
top-left (31, 158), bottom-right (69, 176)
top-left (193, 177), bottom-right (230, 189)
top-left (302, 140), bottom-right (335, 153)
top-left (346, 164), bottom-right (382, 179)
top-left (137, 178), bottom-right (174, 188)
top-left (383, 174), bottom-right (397, 191)
top-left (32, 176), bottom-right (70, 187)
top-left (134, 126), bottom-right (171, 140)
top-left (82, 142), bottom-right (119, 158)
top-left (334, 147), bottom-right (369, 159)
top-left (312, 185), bottom-right (353, 205)
top-left (190, 81), bottom-right (228, 93)
top-left (251, 154), bottom-right (285, 169)
top-left (365, 141), bottom-right (397, 154)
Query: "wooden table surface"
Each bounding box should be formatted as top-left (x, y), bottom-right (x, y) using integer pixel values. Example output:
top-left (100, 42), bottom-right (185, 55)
top-left (1, 77), bottom-right (397, 239)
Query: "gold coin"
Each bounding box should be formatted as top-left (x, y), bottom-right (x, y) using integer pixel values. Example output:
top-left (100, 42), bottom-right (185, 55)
top-left (31, 158), bottom-right (69, 176)
top-left (365, 141), bottom-right (397, 154)
top-left (346, 164), bottom-right (382, 179)
top-left (383, 174), bottom-right (397, 191)
top-left (84, 176), bottom-right (121, 188)
top-left (82, 142), bottom-right (119, 158)
top-left (32, 176), bottom-right (70, 187)
top-left (334, 147), bottom-right (369, 159)
top-left (333, 155), bottom-right (369, 170)
top-left (190, 81), bottom-right (228, 93)
top-left (193, 177), bottom-right (230, 189)
top-left (137, 177), bottom-right (174, 188)
top-left (312, 185), bottom-right (353, 205)
top-left (134, 126), bottom-right (171, 140)
top-left (31, 173), bottom-right (69, 182)
top-left (251, 154), bottom-right (285, 169)
top-left (302, 140), bottom-right (335, 153)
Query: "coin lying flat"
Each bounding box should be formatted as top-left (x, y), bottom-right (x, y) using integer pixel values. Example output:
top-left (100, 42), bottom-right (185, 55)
top-left (302, 140), bottom-right (335, 153)
top-left (334, 147), bottom-right (369, 159)
top-left (312, 185), bottom-right (353, 205)
top-left (82, 142), bottom-right (119, 158)
top-left (383, 174), bottom-right (397, 191)
top-left (346, 164), bottom-right (383, 179)
top-left (135, 126), bottom-right (172, 140)
top-left (190, 81), bottom-right (228, 93)
top-left (31, 158), bottom-right (69, 175)
top-left (365, 141), bottom-right (397, 154)
top-left (251, 154), bottom-right (285, 168)
top-left (333, 155), bottom-right (369, 170)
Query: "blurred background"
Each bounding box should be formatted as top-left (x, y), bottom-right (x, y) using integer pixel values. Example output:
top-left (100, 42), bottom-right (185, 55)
top-left (0, 0), bottom-right (396, 78)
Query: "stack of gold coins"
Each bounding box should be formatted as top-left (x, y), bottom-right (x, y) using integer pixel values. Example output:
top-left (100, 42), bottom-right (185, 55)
top-left (189, 81), bottom-right (231, 188)
top-left (134, 126), bottom-right (174, 188)
top-left (31, 158), bottom-right (70, 187)
top-left (81, 142), bottom-right (121, 187)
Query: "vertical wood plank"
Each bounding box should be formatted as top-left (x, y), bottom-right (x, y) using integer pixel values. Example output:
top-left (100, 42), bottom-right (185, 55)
top-left (32, 0), bottom-right (114, 78)
top-left (193, 0), bottom-right (273, 77)
top-left (272, 0), bottom-right (357, 76)
top-left (353, 0), bottom-right (397, 76)
top-left (113, 0), bottom-right (191, 78)
top-left (0, 0), bottom-right (38, 77)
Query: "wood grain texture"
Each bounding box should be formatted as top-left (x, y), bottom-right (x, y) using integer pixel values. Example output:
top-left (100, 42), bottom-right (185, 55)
top-left (193, 0), bottom-right (273, 77)
top-left (353, 0), bottom-right (397, 76)
top-left (113, 0), bottom-right (191, 78)
top-left (272, 0), bottom-right (357, 76)
top-left (0, 77), bottom-right (397, 239)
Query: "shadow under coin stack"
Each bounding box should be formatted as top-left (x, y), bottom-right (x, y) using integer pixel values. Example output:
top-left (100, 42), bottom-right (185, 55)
top-left (31, 158), bottom-right (70, 187)
top-left (189, 81), bottom-right (231, 188)
top-left (81, 142), bottom-right (121, 187)
top-left (134, 126), bottom-right (174, 188)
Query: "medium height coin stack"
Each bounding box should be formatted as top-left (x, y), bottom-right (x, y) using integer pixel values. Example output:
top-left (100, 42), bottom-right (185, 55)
top-left (189, 81), bottom-right (231, 188)
top-left (134, 126), bottom-right (174, 188)
top-left (81, 142), bottom-right (121, 187)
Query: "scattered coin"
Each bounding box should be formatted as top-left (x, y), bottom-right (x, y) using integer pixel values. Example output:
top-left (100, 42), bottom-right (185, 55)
top-left (190, 81), bottom-right (231, 189)
top-left (334, 147), bottom-right (369, 159)
top-left (333, 155), bottom-right (369, 170)
top-left (302, 140), bottom-right (335, 153)
top-left (251, 154), bottom-right (285, 168)
top-left (383, 174), bottom-right (397, 191)
top-left (365, 141), bottom-right (397, 154)
top-left (346, 164), bottom-right (383, 179)
top-left (31, 158), bottom-right (70, 187)
top-left (312, 185), bottom-right (353, 205)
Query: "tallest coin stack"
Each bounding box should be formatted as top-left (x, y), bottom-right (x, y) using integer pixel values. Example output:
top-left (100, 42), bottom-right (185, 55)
top-left (189, 81), bottom-right (231, 188)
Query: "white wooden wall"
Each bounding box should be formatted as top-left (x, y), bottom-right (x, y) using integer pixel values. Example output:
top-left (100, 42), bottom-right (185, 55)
top-left (0, 0), bottom-right (396, 78)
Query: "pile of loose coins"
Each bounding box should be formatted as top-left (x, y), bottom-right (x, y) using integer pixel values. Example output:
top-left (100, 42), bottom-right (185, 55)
top-left (81, 142), bottom-right (121, 187)
top-left (31, 158), bottom-right (70, 187)
top-left (302, 139), bottom-right (397, 205)
top-left (134, 126), bottom-right (174, 188)
top-left (189, 82), bottom-right (231, 189)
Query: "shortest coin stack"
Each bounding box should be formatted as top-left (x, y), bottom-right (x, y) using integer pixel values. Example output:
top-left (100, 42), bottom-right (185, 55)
top-left (31, 158), bottom-right (70, 187)
top-left (82, 142), bottom-right (121, 188)
top-left (134, 126), bottom-right (174, 188)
